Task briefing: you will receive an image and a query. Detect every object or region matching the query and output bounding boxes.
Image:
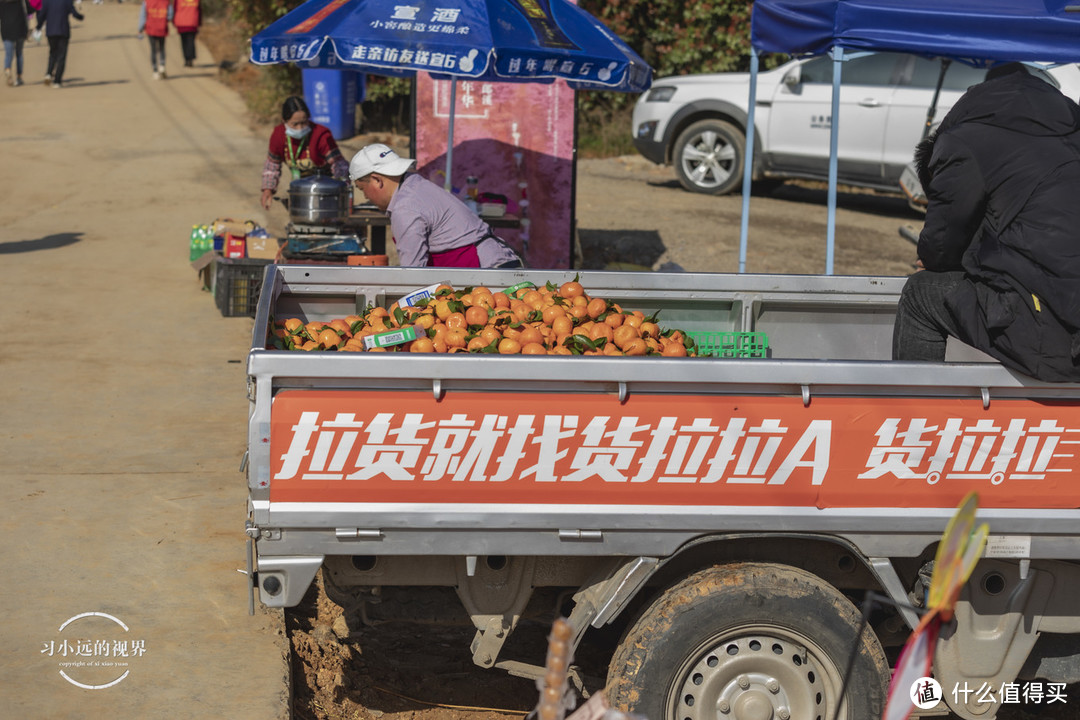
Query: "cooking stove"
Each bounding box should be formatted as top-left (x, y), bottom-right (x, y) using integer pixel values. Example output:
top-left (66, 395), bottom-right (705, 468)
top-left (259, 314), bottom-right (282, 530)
top-left (284, 222), bottom-right (368, 259)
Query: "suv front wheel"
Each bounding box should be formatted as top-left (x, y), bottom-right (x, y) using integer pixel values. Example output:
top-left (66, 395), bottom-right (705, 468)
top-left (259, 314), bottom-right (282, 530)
top-left (673, 119), bottom-right (746, 195)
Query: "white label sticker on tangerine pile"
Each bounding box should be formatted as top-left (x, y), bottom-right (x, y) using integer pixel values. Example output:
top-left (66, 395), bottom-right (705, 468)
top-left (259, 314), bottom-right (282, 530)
top-left (362, 326), bottom-right (420, 350)
top-left (398, 283), bottom-right (445, 309)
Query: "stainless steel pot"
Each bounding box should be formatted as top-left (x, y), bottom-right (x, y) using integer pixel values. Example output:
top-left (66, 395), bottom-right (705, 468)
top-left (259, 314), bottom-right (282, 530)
top-left (288, 175), bottom-right (350, 224)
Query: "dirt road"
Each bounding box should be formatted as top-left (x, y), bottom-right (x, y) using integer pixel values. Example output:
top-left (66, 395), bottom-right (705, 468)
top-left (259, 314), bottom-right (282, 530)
top-left (0, 5), bottom-right (928, 720)
top-left (573, 155), bottom-right (923, 276)
top-left (1, 5), bottom-right (287, 718)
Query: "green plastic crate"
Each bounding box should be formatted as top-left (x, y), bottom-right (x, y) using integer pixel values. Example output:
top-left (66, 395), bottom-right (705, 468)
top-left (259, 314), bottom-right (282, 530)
top-left (688, 331), bottom-right (769, 358)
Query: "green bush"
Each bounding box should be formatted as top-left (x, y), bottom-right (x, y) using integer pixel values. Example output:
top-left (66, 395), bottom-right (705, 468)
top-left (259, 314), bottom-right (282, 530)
top-left (579, 0), bottom-right (756, 77)
top-left (247, 65), bottom-right (303, 125)
top-left (200, 0), bottom-right (228, 21)
top-left (221, 0), bottom-right (304, 31)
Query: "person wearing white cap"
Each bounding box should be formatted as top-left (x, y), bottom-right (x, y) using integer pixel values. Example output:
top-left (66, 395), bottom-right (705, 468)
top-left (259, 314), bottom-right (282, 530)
top-left (349, 143), bottom-right (523, 268)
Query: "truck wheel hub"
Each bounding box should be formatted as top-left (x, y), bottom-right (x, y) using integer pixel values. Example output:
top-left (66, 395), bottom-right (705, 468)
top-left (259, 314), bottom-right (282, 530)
top-left (732, 690), bottom-right (773, 719)
top-left (674, 633), bottom-right (827, 720)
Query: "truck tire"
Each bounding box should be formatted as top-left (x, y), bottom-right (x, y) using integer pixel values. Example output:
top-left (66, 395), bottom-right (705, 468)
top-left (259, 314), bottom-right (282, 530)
top-left (607, 563), bottom-right (889, 720)
top-left (673, 119), bottom-right (746, 195)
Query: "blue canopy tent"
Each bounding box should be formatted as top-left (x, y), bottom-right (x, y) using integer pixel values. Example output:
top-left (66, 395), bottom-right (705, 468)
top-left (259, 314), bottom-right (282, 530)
top-left (740, 0), bottom-right (1080, 274)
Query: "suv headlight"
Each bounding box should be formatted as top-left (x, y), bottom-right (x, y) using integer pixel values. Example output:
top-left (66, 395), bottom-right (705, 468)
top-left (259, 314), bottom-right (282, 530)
top-left (644, 86), bottom-right (677, 102)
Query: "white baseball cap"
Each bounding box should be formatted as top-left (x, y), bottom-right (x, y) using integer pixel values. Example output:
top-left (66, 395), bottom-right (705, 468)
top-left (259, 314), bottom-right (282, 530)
top-left (349, 143), bottom-right (415, 181)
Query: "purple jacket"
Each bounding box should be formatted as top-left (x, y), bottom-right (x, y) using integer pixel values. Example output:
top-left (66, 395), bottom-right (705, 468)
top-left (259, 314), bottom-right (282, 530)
top-left (387, 173), bottom-right (518, 268)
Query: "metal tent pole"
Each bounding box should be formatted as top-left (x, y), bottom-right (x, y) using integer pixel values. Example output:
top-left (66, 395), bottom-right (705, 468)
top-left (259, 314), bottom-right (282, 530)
top-left (825, 46), bottom-right (844, 276)
top-left (738, 49), bottom-right (760, 274)
top-left (445, 79), bottom-right (458, 192)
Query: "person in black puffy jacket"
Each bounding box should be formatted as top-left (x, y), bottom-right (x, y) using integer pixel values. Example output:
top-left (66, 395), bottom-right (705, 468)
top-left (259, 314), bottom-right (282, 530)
top-left (892, 63), bottom-right (1080, 382)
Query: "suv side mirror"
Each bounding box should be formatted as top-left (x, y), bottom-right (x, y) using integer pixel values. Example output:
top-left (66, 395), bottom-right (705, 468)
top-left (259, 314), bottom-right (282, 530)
top-left (783, 67), bottom-right (802, 89)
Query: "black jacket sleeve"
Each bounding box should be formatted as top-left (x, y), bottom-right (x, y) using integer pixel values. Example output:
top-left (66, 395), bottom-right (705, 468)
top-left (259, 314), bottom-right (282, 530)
top-left (916, 132), bottom-right (987, 271)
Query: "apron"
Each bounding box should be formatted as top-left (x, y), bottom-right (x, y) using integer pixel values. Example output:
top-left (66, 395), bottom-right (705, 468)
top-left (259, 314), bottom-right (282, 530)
top-left (426, 233), bottom-right (522, 268)
top-left (429, 244), bottom-right (481, 268)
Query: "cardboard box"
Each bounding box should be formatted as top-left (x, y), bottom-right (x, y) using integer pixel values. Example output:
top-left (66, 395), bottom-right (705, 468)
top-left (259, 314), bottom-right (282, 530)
top-left (190, 250), bottom-right (218, 292)
top-left (211, 218), bottom-right (250, 237)
top-left (246, 235), bottom-right (281, 260)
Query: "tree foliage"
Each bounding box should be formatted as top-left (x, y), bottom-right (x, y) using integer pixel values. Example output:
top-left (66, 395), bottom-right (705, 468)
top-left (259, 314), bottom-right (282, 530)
top-left (578, 0), bottom-right (759, 78)
top-left (219, 0), bottom-right (304, 32)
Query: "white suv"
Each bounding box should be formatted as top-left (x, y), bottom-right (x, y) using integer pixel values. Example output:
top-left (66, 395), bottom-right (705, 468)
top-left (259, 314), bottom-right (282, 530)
top-left (632, 53), bottom-right (1080, 195)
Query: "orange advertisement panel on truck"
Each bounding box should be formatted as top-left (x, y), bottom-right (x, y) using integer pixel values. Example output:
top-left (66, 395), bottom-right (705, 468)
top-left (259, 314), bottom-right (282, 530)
top-left (269, 390), bottom-right (1080, 509)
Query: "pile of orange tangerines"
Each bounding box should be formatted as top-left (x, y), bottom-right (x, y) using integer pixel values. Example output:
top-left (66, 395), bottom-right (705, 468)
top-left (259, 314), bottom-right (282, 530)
top-left (269, 280), bottom-right (698, 356)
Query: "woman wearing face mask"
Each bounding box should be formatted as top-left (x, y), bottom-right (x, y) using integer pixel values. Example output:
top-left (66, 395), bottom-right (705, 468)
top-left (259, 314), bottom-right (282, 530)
top-left (260, 96), bottom-right (350, 211)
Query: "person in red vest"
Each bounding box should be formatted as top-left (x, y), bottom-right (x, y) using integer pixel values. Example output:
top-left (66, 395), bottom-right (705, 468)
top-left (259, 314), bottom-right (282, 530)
top-left (136, 0), bottom-right (172, 80)
top-left (172, 0), bottom-right (197, 68)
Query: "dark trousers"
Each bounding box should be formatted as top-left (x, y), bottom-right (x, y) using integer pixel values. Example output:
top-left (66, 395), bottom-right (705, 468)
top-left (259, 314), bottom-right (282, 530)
top-left (892, 270), bottom-right (966, 362)
top-left (179, 31), bottom-right (196, 63)
top-left (46, 35), bottom-right (69, 84)
top-left (149, 35), bottom-right (165, 70)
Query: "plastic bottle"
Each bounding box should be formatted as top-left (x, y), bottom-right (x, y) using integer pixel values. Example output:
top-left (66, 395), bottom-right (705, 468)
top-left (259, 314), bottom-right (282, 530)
top-left (191, 225), bottom-right (211, 258)
top-left (189, 225), bottom-right (202, 261)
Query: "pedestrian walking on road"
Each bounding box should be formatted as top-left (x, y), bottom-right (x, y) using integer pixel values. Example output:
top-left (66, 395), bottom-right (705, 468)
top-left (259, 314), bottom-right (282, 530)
top-left (137, 0), bottom-right (172, 80)
top-left (172, 0), bottom-right (197, 67)
top-left (0, 0), bottom-right (32, 86)
top-left (35, 0), bottom-right (82, 88)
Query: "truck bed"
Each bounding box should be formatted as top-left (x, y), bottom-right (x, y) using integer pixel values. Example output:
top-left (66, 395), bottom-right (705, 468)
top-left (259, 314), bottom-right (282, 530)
top-left (246, 266), bottom-right (1080, 587)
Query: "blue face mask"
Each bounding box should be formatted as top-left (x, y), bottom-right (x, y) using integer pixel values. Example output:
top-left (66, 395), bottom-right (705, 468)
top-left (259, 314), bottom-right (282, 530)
top-left (285, 125), bottom-right (311, 140)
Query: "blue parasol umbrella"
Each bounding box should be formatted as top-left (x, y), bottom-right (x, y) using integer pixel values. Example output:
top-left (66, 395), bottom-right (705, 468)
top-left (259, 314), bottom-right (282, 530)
top-left (250, 0), bottom-right (652, 189)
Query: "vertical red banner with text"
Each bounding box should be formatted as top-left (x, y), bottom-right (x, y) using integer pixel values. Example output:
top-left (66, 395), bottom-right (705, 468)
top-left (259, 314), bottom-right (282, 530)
top-left (414, 73), bottom-right (576, 269)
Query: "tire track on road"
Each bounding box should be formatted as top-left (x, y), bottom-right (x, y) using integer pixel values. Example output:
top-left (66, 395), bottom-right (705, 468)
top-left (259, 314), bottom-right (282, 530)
top-left (118, 33), bottom-right (263, 206)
